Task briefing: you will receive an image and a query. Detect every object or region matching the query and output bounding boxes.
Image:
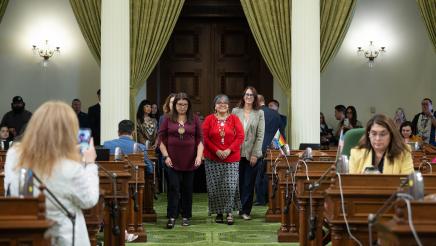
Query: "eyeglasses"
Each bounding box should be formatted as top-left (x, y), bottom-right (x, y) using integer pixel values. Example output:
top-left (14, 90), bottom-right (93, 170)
top-left (245, 93), bottom-right (254, 97)
top-left (176, 103), bottom-right (189, 107)
top-left (216, 102), bottom-right (228, 105)
top-left (369, 131), bottom-right (389, 139)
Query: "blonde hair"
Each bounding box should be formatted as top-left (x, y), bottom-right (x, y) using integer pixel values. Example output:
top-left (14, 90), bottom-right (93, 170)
top-left (16, 101), bottom-right (81, 179)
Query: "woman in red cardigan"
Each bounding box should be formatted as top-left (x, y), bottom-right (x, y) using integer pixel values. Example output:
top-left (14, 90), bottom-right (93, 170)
top-left (202, 94), bottom-right (245, 225)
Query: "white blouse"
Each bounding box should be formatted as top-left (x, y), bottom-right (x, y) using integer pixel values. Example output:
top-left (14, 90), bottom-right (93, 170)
top-left (4, 147), bottom-right (99, 246)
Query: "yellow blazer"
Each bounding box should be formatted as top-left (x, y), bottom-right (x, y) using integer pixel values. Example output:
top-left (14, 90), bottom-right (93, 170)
top-left (349, 147), bottom-right (414, 174)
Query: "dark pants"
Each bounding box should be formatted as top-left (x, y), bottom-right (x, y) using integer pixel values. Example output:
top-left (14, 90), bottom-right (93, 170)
top-left (254, 157), bottom-right (268, 205)
top-left (166, 167), bottom-right (194, 219)
top-left (239, 157), bottom-right (260, 215)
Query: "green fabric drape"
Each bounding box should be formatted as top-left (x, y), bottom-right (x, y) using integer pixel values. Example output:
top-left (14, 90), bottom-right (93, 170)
top-left (417, 0), bottom-right (436, 52)
top-left (69, 0), bottom-right (101, 64)
top-left (130, 0), bottom-right (184, 120)
top-left (320, 0), bottom-right (356, 72)
top-left (0, 0), bottom-right (9, 24)
top-left (240, 0), bottom-right (292, 142)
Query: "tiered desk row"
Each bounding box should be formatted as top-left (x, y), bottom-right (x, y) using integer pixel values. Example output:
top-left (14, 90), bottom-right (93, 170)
top-left (0, 149), bottom-right (158, 245)
top-left (265, 148), bottom-right (436, 245)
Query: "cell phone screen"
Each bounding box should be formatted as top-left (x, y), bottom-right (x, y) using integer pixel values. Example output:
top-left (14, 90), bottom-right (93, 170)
top-left (78, 128), bottom-right (92, 153)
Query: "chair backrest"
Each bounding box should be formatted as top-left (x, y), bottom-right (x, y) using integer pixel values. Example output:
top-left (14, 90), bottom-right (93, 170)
top-left (342, 128), bottom-right (365, 158)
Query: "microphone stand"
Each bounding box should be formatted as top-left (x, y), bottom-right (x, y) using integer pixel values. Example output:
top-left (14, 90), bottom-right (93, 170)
top-left (97, 163), bottom-right (121, 236)
top-left (32, 173), bottom-right (76, 246)
top-left (306, 165), bottom-right (335, 241)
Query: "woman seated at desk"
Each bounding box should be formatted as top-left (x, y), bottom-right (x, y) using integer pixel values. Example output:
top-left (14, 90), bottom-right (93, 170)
top-left (349, 114), bottom-right (414, 174)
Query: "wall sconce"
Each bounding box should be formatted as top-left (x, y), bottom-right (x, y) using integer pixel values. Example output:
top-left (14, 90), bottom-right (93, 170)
top-left (357, 41), bottom-right (385, 68)
top-left (32, 40), bottom-right (60, 67)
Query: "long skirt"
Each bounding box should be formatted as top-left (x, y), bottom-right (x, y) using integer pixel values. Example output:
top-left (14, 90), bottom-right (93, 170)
top-left (204, 159), bottom-right (241, 215)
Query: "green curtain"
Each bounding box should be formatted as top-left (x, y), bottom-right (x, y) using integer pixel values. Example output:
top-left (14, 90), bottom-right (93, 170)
top-left (417, 0), bottom-right (436, 52)
top-left (240, 0), bottom-right (292, 141)
top-left (69, 0), bottom-right (101, 64)
top-left (130, 0), bottom-right (184, 120)
top-left (0, 0), bottom-right (9, 24)
top-left (320, 0), bottom-right (356, 72)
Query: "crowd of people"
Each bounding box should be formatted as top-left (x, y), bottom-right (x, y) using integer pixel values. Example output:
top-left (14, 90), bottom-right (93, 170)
top-left (1, 89), bottom-right (435, 243)
top-left (320, 97), bottom-right (436, 148)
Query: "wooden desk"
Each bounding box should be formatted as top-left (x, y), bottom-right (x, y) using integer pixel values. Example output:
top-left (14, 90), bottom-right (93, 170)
top-left (324, 174), bottom-right (436, 246)
top-left (0, 188), bottom-right (53, 245)
top-left (84, 195), bottom-right (104, 246)
top-left (97, 161), bottom-right (131, 246)
top-left (124, 154), bottom-right (148, 242)
top-left (376, 200), bottom-right (436, 245)
top-left (265, 153), bottom-right (298, 222)
top-left (276, 160), bottom-right (334, 243)
top-left (265, 149), bottom-right (337, 223)
top-left (0, 150), bottom-right (6, 163)
top-left (294, 161), bottom-right (335, 246)
top-left (143, 150), bottom-right (157, 223)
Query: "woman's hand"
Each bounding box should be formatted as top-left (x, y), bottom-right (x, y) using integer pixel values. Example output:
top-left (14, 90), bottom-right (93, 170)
top-left (82, 138), bottom-right (97, 164)
top-left (216, 150), bottom-right (224, 160)
top-left (249, 156), bottom-right (258, 166)
top-left (222, 149), bottom-right (231, 159)
top-left (164, 156), bottom-right (173, 168)
top-left (194, 156), bottom-right (202, 167)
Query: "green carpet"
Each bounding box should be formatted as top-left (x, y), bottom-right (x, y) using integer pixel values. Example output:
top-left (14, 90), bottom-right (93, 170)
top-left (127, 193), bottom-right (297, 245)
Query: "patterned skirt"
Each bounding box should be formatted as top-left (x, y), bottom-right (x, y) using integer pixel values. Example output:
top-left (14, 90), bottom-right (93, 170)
top-left (204, 159), bottom-right (241, 215)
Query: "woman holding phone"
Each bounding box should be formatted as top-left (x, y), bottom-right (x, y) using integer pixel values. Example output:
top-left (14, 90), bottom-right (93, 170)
top-left (4, 101), bottom-right (99, 246)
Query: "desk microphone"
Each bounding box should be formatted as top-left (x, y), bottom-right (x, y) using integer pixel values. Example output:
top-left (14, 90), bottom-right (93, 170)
top-left (96, 163), bottom-right (121, 236)
top-left (302, 147), bottom-right (313, 161)
top-left (30, 170), bottom-right (77, 246)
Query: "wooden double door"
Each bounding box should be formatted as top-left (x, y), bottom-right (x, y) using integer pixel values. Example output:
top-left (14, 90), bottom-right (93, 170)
top-left (148, 18), bottom-right (273, 117)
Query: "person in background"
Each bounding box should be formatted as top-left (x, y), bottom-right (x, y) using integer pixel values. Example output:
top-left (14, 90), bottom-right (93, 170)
top-left (4, 101), bottom-right (99, 245)
top-left (0, 124), bottom-right (13, 150)
top-left (71, 99), bottom-right (90, 128)
top-left (88, 89), bottom-right (101, 145)
top-left (159, 93), bottom-right (176, 129)
top-left (320, 112), bottom-right (334, 146)
top-left (151, 103), bottom-right (160, 120)
top-left (333, 105), bottom-right (346, 142)
top-left (411, 98), bottom-right (436, 146)
top-left (400, 121), bottom-right (422, 144)
top-left (1, 96), bottom-right (32, 138)
top-left (232, 86), bottom-right (265, 220)
top-left (349, 114), bottom-right (413, 174)
top-left (103, 120), bottom-right (154, 174)
top-left (255, 95), bottom-right (281, 206)
top-left (393, 107), bottom-right (407, 129)
top-left (158, 92), bottom-right (204, 228)
top-left (136, 100), bottom-right (158, 149)
top-left (202, 94), bottom-right (244, 225)
top-left (343, 105), bottom-right (363, 131)
top-left (267, 99), bottom-right (286, 138)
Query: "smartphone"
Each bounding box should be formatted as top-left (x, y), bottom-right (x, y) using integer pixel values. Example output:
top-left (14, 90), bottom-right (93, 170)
top-left (78, 128), bottom-right (92, 153)
top-left (343, 118), bottom-right (350, 127)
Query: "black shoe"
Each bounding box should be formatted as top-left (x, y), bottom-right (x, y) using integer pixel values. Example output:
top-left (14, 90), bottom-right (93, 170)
top-left (166, 218), bottom-right (175, 229)
top-left (215, 214), bottom-right (224, 224)
top-left (182, 218), bottom-right (190, 226)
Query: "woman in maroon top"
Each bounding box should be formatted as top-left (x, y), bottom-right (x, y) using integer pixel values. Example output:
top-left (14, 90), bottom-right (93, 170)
top-left (159, 92), bottom-right (204, 229)
top-left (203, 94), bottom-right (244, 225)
